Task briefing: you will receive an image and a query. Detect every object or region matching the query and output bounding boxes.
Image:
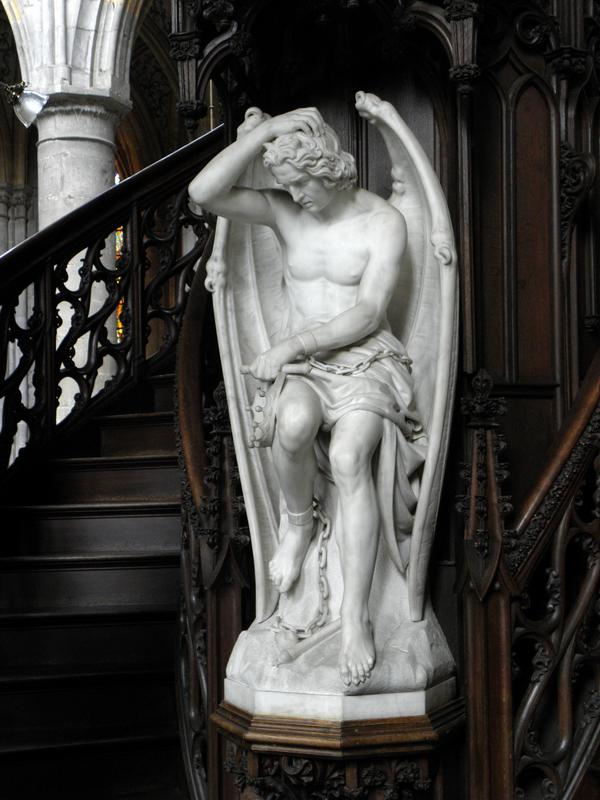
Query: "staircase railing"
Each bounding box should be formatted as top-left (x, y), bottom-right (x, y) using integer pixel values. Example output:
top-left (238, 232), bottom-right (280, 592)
top-left (461, 350), bottom-right (600, 800)
top-left (508, 350), bottom-right (600, 800)
top-left (0, 124), bottom-right (223, 474)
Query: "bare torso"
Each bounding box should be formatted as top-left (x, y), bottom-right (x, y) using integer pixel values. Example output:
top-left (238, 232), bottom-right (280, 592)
top-left (269, 187), bottom-right (399, 330)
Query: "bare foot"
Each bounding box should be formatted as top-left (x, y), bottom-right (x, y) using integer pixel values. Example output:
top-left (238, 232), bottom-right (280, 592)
top-left (269, 518), bottom-right (314, 593)
top-left (339, 616), bottom-right (375, 686)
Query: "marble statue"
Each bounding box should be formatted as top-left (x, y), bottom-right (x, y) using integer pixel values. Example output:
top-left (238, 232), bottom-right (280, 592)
top-left (189, 92), bottom-right (458, 720)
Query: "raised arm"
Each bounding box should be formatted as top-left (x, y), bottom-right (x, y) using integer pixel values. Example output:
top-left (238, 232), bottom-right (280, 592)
top-left (188, 107), bottom-right (326, 226)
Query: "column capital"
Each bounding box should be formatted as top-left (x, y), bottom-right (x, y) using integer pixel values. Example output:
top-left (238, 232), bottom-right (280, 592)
top-left (0, 183), bottom-right (12, 205)
top-left (35, 98), bottom-right (127, 152)
top-left (9, 185), bottom-right (34, 205)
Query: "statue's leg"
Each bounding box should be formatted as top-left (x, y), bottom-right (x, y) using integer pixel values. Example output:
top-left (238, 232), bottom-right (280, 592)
top-left (329, 410), bottom-right (383, 686)
top-left (269, 380), bottom-right (322, 593)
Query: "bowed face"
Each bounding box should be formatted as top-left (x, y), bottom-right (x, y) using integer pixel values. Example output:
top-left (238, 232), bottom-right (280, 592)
top-left (270, 162), bottom-right (336, 213)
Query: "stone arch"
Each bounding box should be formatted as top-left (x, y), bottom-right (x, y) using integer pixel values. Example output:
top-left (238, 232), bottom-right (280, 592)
top-left (0, 0), bottom-right (148, 106)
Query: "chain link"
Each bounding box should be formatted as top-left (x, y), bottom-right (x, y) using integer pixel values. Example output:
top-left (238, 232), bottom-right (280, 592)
top-left (308, 348), bottom-right (412, 376)
top-left (275, 499), bottom-right (332, 640)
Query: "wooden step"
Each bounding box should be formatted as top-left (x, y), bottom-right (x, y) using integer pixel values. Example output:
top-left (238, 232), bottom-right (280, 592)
top-left (112, 373), bottom-right (175, 414)
top-left (0, 736), bottom-right (185, 800)
top-left (2, 501), bottom-right (180, 555)
top-left (98, 411), bottom-right (176, 457)
top-left (29, 455), bottom-right (180, 503)
top-left (0, 662), bottom-right (172, 688)
top-left (149, 373), bottom-right (176, 412)
top-left (0, 364), bottom-right (184, 798)
top-left (0, 672), bottom-right (177, 749)
top-left (0, 552), bottom-right (179, 611)
top-left (0, 605), bottom-right (176, 672)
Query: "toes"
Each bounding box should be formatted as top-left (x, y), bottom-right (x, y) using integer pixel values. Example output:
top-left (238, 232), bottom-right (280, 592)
top-left (341, 662), bottom-right (351, 686)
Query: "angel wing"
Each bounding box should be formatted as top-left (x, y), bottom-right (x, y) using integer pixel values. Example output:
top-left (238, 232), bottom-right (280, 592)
top-left (206, 95), bottom-right (458, 626)
top-left (355, 91), bottom-right (458, 622)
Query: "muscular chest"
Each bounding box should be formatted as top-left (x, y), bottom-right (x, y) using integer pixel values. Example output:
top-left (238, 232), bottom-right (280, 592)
top-left (284, 222), bottom-right (370, 285)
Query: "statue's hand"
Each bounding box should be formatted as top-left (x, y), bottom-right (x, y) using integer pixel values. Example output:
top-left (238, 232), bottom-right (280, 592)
top-left (266, 107), bottom-right (326, 140)
top-left (237, 107), bottom-right (271, 139)
top-left (244, 341), bottom-right (303, 382)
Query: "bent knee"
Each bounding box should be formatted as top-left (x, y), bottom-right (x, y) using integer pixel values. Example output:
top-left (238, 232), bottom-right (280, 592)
top-left (330, 443), bottom-right (371, 484)
top-left (276, 397), bottom-right (319, 452)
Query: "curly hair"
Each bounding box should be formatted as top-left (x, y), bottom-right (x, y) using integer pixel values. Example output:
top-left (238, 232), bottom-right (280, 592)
top-left (263, 125), bottom-right (357, 191)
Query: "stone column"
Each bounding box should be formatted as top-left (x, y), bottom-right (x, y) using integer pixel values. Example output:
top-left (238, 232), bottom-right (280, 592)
top-left (36, 100), bottom-right (122, 228)
top-left (9, 186), bottom-right (32, 248)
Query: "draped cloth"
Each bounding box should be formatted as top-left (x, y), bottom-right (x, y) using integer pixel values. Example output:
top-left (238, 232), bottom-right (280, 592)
top-left (272, 326), bottom-right (428, 596)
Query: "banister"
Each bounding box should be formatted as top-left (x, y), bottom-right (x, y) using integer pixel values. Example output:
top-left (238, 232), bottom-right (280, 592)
top-left (0, 125), bottom-right (224, 472)
top-left (508, 346), bottom-right (600, 583)
top-left (0, 125), bottom-right (224, 295)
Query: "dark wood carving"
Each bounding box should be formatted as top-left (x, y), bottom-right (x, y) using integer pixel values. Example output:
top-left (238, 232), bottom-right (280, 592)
top-left (176, 242), bottom-right (255, 800)
top-left (509, 350), bottom-right (600, 581)
top-left (169, 1), bottom-right (600, 799)
top-left (213, 700), bottom-right (464, 800)
top-left (459, 371), bottom-right (517, 800)
top-left (560, 142), bottom-right (596, 270)
top-left (458, 370), bottom-right (512, 601)
top-left (457, 351), bottom-right (600, 799)
top-left (511, 448), bottom-right (600, 798)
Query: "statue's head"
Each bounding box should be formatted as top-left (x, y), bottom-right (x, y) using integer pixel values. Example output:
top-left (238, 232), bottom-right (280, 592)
top-left (263, 125), bottom-right (357, 192)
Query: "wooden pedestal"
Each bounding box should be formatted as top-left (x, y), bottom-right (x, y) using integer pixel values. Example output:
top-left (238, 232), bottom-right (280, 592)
top-left (212, 698), bottom-right (465, 799)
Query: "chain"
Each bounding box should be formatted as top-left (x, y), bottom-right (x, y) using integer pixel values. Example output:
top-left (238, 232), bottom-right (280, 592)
top-left (308, 348), bottom-right (412, 376)
top-left (275, 499), bottom-right (332, 640)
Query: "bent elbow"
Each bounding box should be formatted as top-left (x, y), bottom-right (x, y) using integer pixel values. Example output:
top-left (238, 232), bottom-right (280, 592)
top-left (358, 302), bottom-right (383, 337)
top-left (188, 178), bottom-right (212, 208)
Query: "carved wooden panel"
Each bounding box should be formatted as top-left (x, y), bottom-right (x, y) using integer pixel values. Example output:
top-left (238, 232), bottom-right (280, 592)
top-left (171, 2), bottom-right (600, 799)
top-left (514, 81), bottom-right (557, 385)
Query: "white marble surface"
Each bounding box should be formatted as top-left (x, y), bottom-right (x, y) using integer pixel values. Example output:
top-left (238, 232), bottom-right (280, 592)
top-left (4, 0), bottom-right (142, 107)
top-left (191, 93), bottom-right (459, 710)
top-left (37, 102), bottom-right (120, 228)
top-left (225, 676), bottom-right (456, 721)
top-left (226, 601), bottom-right (455, 699)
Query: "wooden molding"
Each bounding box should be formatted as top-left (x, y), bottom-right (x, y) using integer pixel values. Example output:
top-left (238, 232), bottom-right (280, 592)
top-left (212, 698), bottom-right (465, 759)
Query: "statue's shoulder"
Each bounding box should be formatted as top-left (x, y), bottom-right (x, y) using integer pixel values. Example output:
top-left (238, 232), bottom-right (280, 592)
top-left (357, 189), bottom-right (406, 233)
top-left (358, 187), bottom-right (402, 216)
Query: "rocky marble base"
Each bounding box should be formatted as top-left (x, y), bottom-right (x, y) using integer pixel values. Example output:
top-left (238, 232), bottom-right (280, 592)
top-left (225, 611), bottom-right (455, 721)
top-left (227, 611), bottom-right (454, 687)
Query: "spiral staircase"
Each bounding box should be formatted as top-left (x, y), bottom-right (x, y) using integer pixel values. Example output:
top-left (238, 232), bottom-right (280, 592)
top-left (0, 126), bottom-right (221, 799)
